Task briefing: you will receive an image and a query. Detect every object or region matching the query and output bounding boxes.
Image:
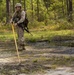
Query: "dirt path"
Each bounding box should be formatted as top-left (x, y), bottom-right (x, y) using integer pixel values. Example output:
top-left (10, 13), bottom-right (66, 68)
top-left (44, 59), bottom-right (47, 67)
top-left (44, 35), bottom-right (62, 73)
top-left (0, 41), bottom-right (74, 75)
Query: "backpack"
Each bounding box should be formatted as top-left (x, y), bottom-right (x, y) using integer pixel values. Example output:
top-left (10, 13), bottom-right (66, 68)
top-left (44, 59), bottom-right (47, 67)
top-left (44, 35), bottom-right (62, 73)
top-left (13, 12), bottom-right (32, 35)
top-left (23, 16), bottom-right (29, 29)
top-left (13, 11), bottom-right (29, 30)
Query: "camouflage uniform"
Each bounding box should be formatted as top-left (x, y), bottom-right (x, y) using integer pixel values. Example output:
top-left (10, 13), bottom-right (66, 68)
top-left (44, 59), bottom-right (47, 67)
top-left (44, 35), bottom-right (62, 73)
top-left (11, 3), bottom-right (26, 50)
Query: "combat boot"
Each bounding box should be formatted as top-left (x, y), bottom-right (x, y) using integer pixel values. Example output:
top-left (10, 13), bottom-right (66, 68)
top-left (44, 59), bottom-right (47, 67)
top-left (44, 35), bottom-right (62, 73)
top-left (18, 46), bottom-right (23, 51)
top-left (21, 44), bottom-right (26, 50)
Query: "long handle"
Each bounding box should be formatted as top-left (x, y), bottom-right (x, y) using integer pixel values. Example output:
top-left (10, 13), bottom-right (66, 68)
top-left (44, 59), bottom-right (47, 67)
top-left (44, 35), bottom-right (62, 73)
top-left (12, 24), bottom-right (21, 63)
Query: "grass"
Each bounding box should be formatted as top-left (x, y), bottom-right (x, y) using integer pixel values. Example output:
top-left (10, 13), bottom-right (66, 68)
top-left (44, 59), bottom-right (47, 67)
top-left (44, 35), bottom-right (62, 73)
top-left (30, 56), bottom-right (74, 68)
top-left (0, 23), bottom-right (74, 74)
top-left (0, 29), bottom-right (74, 42)
top-left (0, 23), bottom-right (74, 44)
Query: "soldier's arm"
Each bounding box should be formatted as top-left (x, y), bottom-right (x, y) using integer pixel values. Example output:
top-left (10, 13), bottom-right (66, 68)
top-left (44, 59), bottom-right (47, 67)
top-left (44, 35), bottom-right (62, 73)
top-left (17, 11), bottom-right (26, 24)
top-left (10, 12), bottom-right (16, 23)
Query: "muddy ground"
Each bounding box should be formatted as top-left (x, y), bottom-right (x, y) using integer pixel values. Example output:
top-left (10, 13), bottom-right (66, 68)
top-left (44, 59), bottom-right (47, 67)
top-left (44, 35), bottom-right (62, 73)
top-left (0, 41), bottom-right (74, 75)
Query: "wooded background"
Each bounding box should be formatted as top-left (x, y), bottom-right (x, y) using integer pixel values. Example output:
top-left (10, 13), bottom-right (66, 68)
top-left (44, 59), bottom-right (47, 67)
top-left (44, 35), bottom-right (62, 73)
top-left (0, 0), bottom-right (74, 25)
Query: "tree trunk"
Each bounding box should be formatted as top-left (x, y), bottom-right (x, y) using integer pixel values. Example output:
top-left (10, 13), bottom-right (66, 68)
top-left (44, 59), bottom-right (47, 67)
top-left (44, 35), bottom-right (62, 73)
top-left (66, 0), bottom-right (73, 22)
top-left (24, 0), bottom-right (26, 11)
top-left (37, 0), bottom-right (39, 21)
top-left (66, 0), bottom-right (69, 15)
top-left (62, 0), bottom-right (65, 16)
top-left (68, 0), bottom-right (73, 22)
top-left (6, 0), bottom-right (10, 23)
top-left (31, 0), bottom-right (34, 20)
top-left (13, 0), bottom-right (15, 12)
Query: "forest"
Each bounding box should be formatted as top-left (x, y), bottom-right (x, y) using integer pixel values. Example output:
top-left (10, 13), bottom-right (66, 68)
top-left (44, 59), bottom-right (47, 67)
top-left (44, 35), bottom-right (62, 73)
top-left (0, 0), bottom-right (74, 23)
top-left (0, 0), bottom-right (74, 75)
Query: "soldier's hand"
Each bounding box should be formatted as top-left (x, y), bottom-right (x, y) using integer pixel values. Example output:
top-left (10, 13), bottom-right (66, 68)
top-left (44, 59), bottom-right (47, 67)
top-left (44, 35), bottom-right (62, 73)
top-left (14, 23), bottom-right (17, 26)
top-left (10, 20), bottom-right (13, 24)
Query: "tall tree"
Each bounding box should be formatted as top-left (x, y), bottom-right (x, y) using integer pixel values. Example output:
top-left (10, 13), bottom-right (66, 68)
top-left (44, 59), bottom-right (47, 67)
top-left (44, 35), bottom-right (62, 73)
top-left (62, 0), bottom-right (65, 16)
top-left (37, 0), bottom-right (39, 21)
top-left (66, 0), bottom-right (73, 22)
top-left (43, 0), bottom-right (50, 13)
top-left (13, 0), bottom-right (15, 12)
top-left (6, 0), bottom-right (10, 23)
top-left (24, 0), bottom-right (26, 11)
top-left (31, 0), bottom-right (34, 20)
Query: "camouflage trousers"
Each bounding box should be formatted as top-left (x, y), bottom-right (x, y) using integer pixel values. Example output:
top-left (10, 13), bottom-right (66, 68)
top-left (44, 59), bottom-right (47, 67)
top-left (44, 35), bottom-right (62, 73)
top-left (16, 26), bottom-right (25, 48)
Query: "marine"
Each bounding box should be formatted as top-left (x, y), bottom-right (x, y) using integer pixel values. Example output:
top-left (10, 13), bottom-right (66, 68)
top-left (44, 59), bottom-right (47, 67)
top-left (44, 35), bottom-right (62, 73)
top-left (11, 3), bottom-right (26, 51)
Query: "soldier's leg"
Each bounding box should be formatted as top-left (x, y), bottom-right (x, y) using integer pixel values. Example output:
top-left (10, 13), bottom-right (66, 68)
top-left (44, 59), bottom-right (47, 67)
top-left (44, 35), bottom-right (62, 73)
top-left (17, 26), bottom-right (25, 50)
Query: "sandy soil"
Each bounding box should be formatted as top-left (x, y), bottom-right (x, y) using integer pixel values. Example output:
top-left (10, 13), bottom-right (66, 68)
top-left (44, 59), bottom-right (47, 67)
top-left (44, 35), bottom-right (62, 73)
top-left (0, 41), bottom-right (74, 75)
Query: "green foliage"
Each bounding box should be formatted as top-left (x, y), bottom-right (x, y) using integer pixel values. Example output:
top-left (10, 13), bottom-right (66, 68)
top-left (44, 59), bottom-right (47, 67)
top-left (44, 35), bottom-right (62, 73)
top-left (0, 0), bottom-right (74, 33)
top-left (43, 0), bottom-right (50, 9)
top-left (0, 0), bottom-right (6, 21)
top-left (0, 0), bottom-right (2, 3)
